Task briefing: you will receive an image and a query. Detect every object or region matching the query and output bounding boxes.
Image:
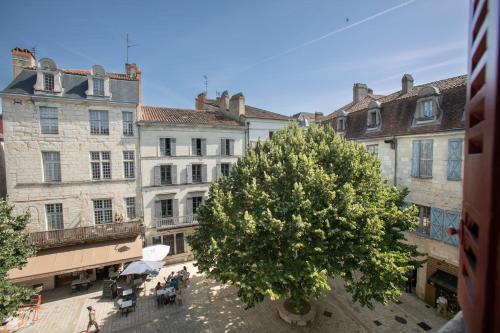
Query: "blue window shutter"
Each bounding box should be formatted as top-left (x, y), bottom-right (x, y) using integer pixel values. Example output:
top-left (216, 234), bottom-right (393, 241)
top-left (411, 141), bottom-right (420, 177)
top-left (443, 211), bottom-right (460, 246)
top-left (447, 139), bottom-right (463, 180)
top-left (430, 207), bottom-right (444, 240)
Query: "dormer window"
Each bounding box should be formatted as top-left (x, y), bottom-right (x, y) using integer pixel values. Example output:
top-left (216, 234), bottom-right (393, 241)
top-left (413, 85), bottom-right (441, 126)
top-left (86, 65), bottom-right (111, 99)
top-left (43, 73), bottom-right (54, 91)
top-left (337, 117), bottom-right (346, 132)
top-left (367, 110), bottom-right (379, 128)
top-left (93, 78), bottom-right (104, 96)
top-left (366, 100), bottom-right (381, 131)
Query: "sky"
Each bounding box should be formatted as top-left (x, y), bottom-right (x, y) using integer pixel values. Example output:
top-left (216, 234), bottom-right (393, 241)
top-left (0, 0), bottom-right (469, 116)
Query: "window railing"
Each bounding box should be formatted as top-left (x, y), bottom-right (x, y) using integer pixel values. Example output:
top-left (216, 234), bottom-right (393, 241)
top-left (156, 214), bottom-right (198, 229)
top-left (29, 221), bottom-right (144, 249)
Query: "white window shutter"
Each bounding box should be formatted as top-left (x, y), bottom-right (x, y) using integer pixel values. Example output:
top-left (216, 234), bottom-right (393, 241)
top-left (202, 164), bottom-right (207, 182)
top-left (186, 197), bottom-right (192, 216)
top-left (160, 138), bottom-right (166, 156)
top-left (173, 199), bottom-right (179, 217)
top-left (216, 163), bottom-right (221, 179)
top-left (230, 139), bottom-right (234, 155)
top-left (171, 138), bottom-right (176, 156)
top-left (154, 166), bottom-right (161, 186)
top-left (187, 165), bottom-right (192, 183)
top-left (155, 200), bottom-right (162, 218)
top-left (191, 139), bottom-right (196, 156)
top-left (201, 139), bottom-right (207, 156)
top-left (171, 165), bottom-right (177, 184)
top-left (221, 139), bottom-right (226, 156)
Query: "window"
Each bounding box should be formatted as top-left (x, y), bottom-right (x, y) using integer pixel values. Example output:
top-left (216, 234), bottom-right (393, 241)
top-left (122, 111), bottom-right (134, 136)
top-left (422, 100), bottom-right (433, 118)
top-left (269, 131), bottom-right (274, 139)
top-left (366, 144), bottom-right (378, 155)
top-left (160, 199), bottom-right (173, 217)
top-left (123, 151), bottom-right (135, 179)
top-left (448, 139), bottom-right (463, 181)
top-left (40, 107), bottom-right (58, 134)
top-left (46, 203), bottom-right (63, 230)
top-left (43, 73), bottom-right (54, 91)
top-left (160, 165), bottom-right (172, 185)
top-left (93, 199), bottom-right (113, 224)
top-left (89, 110), bottom-right (109, 135)
top-left (221, 139), bottom-right (234, 156)
top-left (337, 118), bottom-right (346, 132)
top-left (192, 164), bottom-right (202, 183)
top-left (411, 140), bottom-right (433, 178)
top-left (93, 78), bottom-right (104, 96)
top-left (152, 236), bottom-right (162, 245)
top-left (162, 234), bottom-right (174, 255)
top-left (221, 163), bottom-right (231, 177)
top-left (192, 196), bottom-right (203, 214)
top-left (176, 233), bottom-right (185, 254)
top-left (125, 197), bottom-right (136, 219)
top-left (42, 151), bottom-right (61, 182)
top-left (367, 110), bottom-right (379, 128)
top-left (160, 138), bottom-right (171, 156)
top-left (192, 138), bottom-right (203, 156)
top-left (91, 151), bottom-right (111, 180)
top-left (417, 205), bottom-right (431, 236)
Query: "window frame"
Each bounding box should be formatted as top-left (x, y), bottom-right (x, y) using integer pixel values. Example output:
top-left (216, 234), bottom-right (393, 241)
top-left (412, 140), bottom-right (433, 178)
top-left (89, 110), bottom-right (109, 135)
top-left (46, 203), bottom-right (63, 230)
top-left (123, 151), bottom-right (135, 179)
top-left (192, 196), bottom-right (203, 214)
top-left (220, 163), bottom-right (231, 177)
top-left (160, 199), bottom-right (174, 218)
top-left (93, 199), bottom-right (113, 225)
top-left (122, 111), bottom-right (134, 136)
top-left (337, 117), bottom-right (346, 132)
top-left (160, 165), bottom-right (172, 185)
top-left (42, 151), bottom-right (61, 183)
top-left (366, 144), bottom-right (379, 155)
top-left (93, 78), bottom-right (105, 96)
top-left (40, 106), bottom-right (59, 134)
top-left (125, 197), bottom-right (136, 219)
top-left (90, 151), bottom-right (111, 180)
top-left (43, 73), bottom-right (54, 91)
top-left (421, 99), bottom-right (433, 118)
top-left (192, 164), bottom-right (202, 183)
top-left (160, 138), bottom-right (171, 156)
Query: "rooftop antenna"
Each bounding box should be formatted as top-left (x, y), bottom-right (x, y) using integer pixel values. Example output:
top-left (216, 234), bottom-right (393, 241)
top-left (203, 75), bottom-right (208, 96)
top-left (30, 46), bottom-right (37, 59)
top-left (126, 33), bottom-right (138, 64)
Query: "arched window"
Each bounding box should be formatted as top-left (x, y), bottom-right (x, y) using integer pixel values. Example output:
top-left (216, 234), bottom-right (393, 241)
top-left (413, 85), bottom-right (441, 126)
top-left (34, 58), bottom-right (62, 94)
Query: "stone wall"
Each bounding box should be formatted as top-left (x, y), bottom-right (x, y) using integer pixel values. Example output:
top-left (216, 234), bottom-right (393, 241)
top-left (2, 95), bottom-right (140, 230)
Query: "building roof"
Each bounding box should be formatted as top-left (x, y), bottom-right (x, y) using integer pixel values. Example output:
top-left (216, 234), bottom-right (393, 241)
top-left (60, 68), bottom-right (138, 81)
top-left (324, 75), bottom-right (466, 139)
top-left (1, 69), bottom-right (139, 104)
top-left (139, 106), bottom-right (243, 127)
top-left (243, 105), bottom-right (290, 121)
top-left (324, 94), bottom-right (384, 121)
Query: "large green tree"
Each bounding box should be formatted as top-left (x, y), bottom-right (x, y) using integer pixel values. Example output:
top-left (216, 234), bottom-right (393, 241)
top-left (188, 124), bottom-right (421, 311)
top-left (0, 200), bottom-right (36, 320)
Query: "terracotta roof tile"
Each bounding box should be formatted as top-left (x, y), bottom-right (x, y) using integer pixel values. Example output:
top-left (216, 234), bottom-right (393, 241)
top-left (139, 106), bottom-right (243, 127)
top-left (62, 69), bottom-right (137, 81)
top-left (244, 105), bottom-right (290, 121)
top-left (324, 94), bottom-right (384, 120)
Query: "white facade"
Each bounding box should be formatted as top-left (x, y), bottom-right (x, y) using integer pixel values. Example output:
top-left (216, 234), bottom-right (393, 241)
top-left (139, 123), bottom-right (245, 262)
top-left (245, 118), bottom-right (291, 147)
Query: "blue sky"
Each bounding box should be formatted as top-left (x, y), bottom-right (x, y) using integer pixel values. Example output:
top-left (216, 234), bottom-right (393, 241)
top-left (0, 0), bottom-right (468, 115)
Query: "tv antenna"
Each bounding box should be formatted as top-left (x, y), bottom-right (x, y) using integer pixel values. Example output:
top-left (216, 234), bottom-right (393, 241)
top-left (203, 75), bottom-right (208, 95)
top-left (30, 46), bottom-right (37, 59)
top-left (126, 33), bottom-right (138, 64)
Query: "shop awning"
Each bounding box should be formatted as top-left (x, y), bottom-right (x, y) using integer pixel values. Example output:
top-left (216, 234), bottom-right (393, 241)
top-left (8, 237), bottom-right (142, 283)
top-left (428, 270), bottom-right (458, 293)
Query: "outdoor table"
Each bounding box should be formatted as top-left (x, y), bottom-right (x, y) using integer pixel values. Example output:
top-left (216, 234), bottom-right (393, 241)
top-left (117, 299), bottom-right (134, 316)
top-left (122, 288), bottom-right (134, 297)
top-left (165, 287), bottom-right (175, 297)
top-left (71, 278), bottom-right (91, 292)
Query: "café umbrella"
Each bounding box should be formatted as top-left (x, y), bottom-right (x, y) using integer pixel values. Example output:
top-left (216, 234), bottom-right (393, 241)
top-left (120, 260), bottom-right (164, 276)
top-left (142, 244), bottom-right (170, 261)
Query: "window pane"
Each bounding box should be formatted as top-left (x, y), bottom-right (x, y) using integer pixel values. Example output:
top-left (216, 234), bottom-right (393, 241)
top-left (42, 152), bottom-right (61, 182)
top-left (122, 111), bottom-right (134, 136)
top-left (46, 203), bottom-right (63, 230)
top-left (40, 107), bottom-right (58, 134)
top-left (90, 111), bottom-right (109, 135)
top-left (162, 234), bottom-right (175, 255)
top-left (93, 78), bottom-right (104, 96)
top-left (125, 197), bottom-right (136, 218)
top-left (152, 236), bottom-right (162, 245)
top-left (161, 165), bottom-right (172, 184)
top-left (94, 199), bottom-right (113, 224)
top-left (44, 74), bottom-right (54, 91)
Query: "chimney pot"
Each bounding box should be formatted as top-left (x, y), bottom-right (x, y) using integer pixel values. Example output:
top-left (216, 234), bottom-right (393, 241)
top-left (195, 92), bottom-right (206, 111)
top-left (11, 47), bottom-right (36, 79)
top-left (402, 74), bottom-right (414, 94)
top-left (125, 63), bottom-right (141, 79)
top-left (314, 112), bottom-right (324, 122)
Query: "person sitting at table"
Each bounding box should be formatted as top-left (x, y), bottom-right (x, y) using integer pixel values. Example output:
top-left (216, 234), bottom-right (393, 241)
top-left (155, 282), bottom-right (162, 292)
top-left (166, 271), bottom-right (175, 283)
top-left (169, 277), bottom-right (178, 289)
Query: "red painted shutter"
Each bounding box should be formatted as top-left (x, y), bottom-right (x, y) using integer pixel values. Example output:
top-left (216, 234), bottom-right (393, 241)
top-left (461, 0), bottom-right (500, 331)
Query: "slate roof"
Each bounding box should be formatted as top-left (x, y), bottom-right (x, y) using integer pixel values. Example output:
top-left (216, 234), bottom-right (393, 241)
top-left (323, 75), bottom-right (467, 139)
top-left (1, 69), bottom-right (139, 104)
top-left (324, 94), bottom-right (385, 121)
top-left (244, 105), bottom-right (290, 121)
top-left (139, 106), bottom-right (243, 127)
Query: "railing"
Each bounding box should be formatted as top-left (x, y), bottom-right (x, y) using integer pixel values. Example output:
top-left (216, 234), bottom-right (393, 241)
top-left (29, 221), bottom-right (144, 249)
top-left (156, 214), bottom-right (198, 229)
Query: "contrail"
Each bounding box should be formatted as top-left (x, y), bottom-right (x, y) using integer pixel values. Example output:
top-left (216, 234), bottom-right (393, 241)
top-left (244, 0), bottom-right (418, 70)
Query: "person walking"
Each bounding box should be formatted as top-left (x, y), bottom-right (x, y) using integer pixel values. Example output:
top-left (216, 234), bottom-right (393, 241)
top-left (86, 306), bottom-right (100, 333)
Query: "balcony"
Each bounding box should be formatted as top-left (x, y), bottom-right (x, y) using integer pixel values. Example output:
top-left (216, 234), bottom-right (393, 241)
top-left (156, 214), bottom-right (198, 230)
top-left (29, 221), bottom-right (145, 249)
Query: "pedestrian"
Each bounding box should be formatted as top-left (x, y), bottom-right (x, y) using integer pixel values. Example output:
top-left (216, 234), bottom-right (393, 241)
top-left (86, 306), bottom-right (100, 333)
top-left (175, 287), bottom-right (183, 306)
top-left (436, 296), bottom-right (448, 316)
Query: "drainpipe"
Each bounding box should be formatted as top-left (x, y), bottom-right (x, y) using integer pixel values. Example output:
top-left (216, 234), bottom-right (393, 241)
top-left (245, 121), bottom-right (250, 155)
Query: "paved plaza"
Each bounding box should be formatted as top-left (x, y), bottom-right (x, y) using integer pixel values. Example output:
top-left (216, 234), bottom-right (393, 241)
top-left (20, 261), bottom-right (448, 333)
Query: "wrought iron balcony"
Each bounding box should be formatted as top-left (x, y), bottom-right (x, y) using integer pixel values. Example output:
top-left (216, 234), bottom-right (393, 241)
top-left (156, 214), bottom-right (198, 230)
top-left (29, 221), bottom-right (144, 249)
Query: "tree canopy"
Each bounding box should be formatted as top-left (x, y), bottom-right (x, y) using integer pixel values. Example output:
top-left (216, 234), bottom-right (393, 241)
top-left (188, 124), bottom-right (421, 310)
top-left (0, 200), bottom-right (36, 320)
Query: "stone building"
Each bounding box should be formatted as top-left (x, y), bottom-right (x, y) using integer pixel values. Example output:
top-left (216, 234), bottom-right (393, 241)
top-left (323, 74), bottom-right (466, 315)
top-left (138, 93), bottom-right (290, 262)
top-left (1, 48), bottom-right (144, 289)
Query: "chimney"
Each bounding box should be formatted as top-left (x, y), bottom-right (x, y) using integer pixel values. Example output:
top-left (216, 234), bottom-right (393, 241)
top-left (314, 112), bottom-right (324, 122)
top-left (218, 90), bottom-right (230, 111)
top-left (353, 83), bottom-right (369, 103)
top-left (229, 93), bottom-right (245, 119)
top-left (402, 74), bottom-right (414, 94)
top-left (195, 92), bottom-right (206, 110)
top-left (125, 63), bottom-right (141, 79)
top-left (11, 48), bottom-right (36, 79)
